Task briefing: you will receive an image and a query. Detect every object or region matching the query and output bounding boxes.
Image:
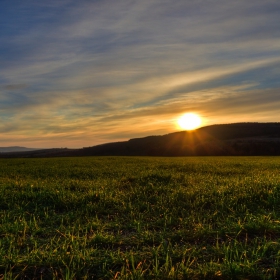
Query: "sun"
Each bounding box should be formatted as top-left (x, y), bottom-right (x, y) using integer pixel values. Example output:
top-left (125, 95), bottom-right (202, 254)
top-left (177, 113), bottom-right (202, 130)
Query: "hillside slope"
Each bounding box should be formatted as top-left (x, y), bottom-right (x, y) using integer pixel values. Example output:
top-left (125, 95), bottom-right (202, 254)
top-left (76, 123), bottom-right (280, 156)
top-left (1, 123), bottom-right (280, 157)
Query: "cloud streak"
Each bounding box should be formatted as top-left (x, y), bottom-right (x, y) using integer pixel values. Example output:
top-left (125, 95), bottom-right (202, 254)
top-left (0, 0), bottom-right (280, 147)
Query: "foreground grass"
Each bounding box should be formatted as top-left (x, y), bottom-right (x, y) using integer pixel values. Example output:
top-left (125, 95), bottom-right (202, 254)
top-left (0, 156), bottom-right (280, 279)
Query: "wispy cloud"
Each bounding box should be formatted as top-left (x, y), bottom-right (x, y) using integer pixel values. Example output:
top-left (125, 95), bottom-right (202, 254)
top-left (0, 0), bottom-right (280, 147)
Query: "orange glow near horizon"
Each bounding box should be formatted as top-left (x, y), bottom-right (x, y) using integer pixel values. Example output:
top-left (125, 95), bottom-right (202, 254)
top-left (177, 113), bottom-right (202, 130)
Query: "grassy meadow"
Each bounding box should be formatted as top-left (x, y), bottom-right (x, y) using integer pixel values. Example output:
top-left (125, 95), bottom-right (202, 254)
top-left (0, 156), bottom-right (280, 279)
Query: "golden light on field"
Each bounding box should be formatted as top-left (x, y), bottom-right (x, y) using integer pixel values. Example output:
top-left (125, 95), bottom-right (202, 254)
top-left (177, 113), bottom-right (202, 130)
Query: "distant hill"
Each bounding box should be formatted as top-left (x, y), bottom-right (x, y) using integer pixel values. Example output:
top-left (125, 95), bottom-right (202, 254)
top-left (0, 146), bottom-right (41, 153)
top-left (75, 123), bottom-right (280, 156)
top-left (1, 123), bottom-right (280, 158)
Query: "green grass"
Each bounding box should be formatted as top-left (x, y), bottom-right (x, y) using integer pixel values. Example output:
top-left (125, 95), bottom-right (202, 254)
top-left (0, 156), bottom-right (280, 279)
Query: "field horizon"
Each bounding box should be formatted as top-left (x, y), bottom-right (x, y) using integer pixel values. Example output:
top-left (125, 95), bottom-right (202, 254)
top-left (1, 122), bottom-right (280, 158)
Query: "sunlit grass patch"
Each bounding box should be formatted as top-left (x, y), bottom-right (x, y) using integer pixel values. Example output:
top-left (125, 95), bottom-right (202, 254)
top-left (1, 156), bottom-right (280, 279)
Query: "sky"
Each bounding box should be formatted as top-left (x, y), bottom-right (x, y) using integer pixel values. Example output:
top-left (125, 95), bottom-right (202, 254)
top-left (1, 0), bottom-right (280, 148)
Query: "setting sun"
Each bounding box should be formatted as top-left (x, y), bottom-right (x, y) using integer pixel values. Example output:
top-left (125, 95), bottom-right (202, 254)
top-left (178, 113), bottom-right (202, 130)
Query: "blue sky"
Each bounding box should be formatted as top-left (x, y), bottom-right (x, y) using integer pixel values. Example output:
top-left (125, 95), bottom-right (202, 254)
top-left (1, 0), bottom-right (280, 148)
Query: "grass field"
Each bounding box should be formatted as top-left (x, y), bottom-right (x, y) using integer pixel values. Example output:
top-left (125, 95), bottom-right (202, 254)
top-left (0, 156), bottom-right (280, 279)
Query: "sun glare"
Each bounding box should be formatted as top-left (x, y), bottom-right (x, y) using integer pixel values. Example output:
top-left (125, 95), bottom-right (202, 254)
top-left (177, 113), bottom-right (202, 130)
